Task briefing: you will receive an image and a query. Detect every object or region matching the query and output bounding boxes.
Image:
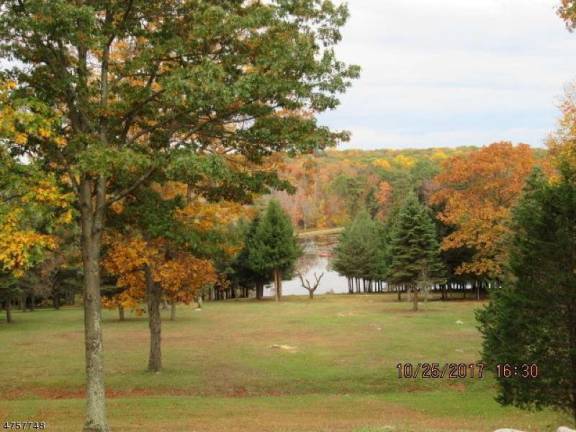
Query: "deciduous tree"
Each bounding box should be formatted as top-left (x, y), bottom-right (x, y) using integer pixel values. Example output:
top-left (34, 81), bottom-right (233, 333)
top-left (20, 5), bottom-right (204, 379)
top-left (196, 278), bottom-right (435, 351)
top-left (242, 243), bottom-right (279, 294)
top-left (0, 2), bottom-right (358, 429)
top-left (429, 142), bottom-right (535, 280)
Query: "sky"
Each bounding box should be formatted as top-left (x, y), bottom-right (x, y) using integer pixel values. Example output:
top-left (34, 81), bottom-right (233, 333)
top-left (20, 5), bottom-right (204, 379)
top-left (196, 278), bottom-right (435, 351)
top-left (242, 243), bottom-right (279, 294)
top-left (318, 0), bottom-right (576, 150)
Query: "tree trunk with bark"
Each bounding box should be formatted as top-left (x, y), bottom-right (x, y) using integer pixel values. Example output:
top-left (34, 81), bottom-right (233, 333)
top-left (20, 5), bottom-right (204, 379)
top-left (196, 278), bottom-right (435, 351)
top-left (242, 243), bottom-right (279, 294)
top-left (170, 302), bottom-right (176, 321)
top-left (145, 265), bottom-right (162, 373)
top-left (5, 301), bottom-right (12, 323)
top-left (80, 176), bottom-right (109, 432)
top-left (118, 306), bottom-right (125, 321)
top-left (412, 284), bottom-right (419, 311)
top-left (273, 269), bottom-right (282, 302)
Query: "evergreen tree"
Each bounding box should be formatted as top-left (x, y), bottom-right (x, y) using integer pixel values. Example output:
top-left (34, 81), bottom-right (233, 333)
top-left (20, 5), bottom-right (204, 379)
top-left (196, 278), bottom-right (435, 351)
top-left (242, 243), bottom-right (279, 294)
top-left (387, 194), bottom-right (445, 311)
top-left (233, 217), bottom-right (272, 300)
top-left (332, 209), bottom-right (379, 291)
top-left (248, 201), bottom-right (300, 301)
top-left (477, 168), bottom-right (576, 423)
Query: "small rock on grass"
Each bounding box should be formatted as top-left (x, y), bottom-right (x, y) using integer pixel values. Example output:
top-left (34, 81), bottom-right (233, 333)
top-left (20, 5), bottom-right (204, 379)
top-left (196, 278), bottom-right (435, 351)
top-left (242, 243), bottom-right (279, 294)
top-left (493, 429), bottom-right (525, 432)
top-left (270, 344), bottom-right (297, 352)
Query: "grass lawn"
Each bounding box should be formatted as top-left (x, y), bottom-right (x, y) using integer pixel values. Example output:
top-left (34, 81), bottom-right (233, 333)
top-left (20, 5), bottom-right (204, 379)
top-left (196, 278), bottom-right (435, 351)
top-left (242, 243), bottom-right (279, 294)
top-left (0, 294), bottom-right (570, 431)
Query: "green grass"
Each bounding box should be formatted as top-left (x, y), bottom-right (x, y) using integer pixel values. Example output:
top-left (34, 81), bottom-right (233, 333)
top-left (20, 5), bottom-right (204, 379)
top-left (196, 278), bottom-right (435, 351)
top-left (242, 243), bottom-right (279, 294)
top-left (0, 295), bottom-right (570, 431)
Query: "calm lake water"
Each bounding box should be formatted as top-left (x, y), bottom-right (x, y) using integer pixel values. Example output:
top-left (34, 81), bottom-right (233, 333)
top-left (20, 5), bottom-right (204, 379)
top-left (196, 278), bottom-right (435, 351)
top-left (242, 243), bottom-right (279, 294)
top-left (263, 232), bottom-right (350, 297)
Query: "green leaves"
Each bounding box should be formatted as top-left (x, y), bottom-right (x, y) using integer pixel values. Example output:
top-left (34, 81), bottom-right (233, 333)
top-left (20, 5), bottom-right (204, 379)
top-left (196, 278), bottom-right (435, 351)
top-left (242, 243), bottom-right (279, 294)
top-left (247, 200), bottom-right (301, 274)
top-left (478, 170), bottom-right (576, 419)
top-left (1, 0), bottom-right (359, 206)
top-left (78, 146), bottom-right (154, 177)
top-left (332, 209), bottom-right (380, 280)
top-left (387, 194), bottom-right (445, 285)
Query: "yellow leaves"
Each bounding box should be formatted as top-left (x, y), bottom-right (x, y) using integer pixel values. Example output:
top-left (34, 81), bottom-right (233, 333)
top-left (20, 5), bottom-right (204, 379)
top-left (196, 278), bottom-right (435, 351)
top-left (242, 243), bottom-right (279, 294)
top-left (57, 209), bottom-right (74, 225)
top-left (0, 209), bottom-right (58, 276)
top-left (37, 127), bottom-right (51, 138)
top-left (24, 179), bottom-right (64, 205)
top-left (431, 150), bottom-right (448, 161)
top-left (103, 234), bottom-right (217, 309)
top-left (393, 154), bottom-right (415, 169)
top-left (14, 133), bottom-right (27, 145)
top-left (372, 158), bottom-right (392, 170)
top-left (0, 79), bottom-right (67, 149)
top-left (0, 174), bottom-right (71, 276)
top-left (110, 201), bottom-right (124, 215)
top-left (54, 136), bottom-right (67, 148)
top-left (547, 86), bottom-right (576, 174)
top-left (176, 198), bottom-right (246, 232)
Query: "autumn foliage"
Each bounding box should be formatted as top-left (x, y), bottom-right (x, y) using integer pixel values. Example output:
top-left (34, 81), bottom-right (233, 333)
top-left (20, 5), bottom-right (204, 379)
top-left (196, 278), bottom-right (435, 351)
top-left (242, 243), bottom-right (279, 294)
top-left (429, 142), bottom-right (535, 279)
top-left (103, 235), bottom-right (216, 313)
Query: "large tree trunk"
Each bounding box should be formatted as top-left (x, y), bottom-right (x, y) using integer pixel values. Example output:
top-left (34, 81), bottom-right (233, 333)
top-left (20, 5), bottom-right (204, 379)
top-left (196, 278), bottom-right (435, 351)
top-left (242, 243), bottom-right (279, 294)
top-left (5, 300), bottom-right (12, 323)
top-left (146, 265), bottom-right (162, 372)
top-left (118, 306), bottom-right (125, 321)
top-left (80, 177), bottom-right (109, 432)
top-left (53, 293), bottom-right (61, 310)
top-left (256, 282), bottom-right (264, 300)
top-left (412, 284), bottom-right (419, 312)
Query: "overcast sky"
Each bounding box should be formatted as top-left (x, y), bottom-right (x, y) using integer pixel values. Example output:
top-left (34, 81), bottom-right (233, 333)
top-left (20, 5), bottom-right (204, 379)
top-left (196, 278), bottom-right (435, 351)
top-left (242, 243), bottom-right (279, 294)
top-left (318, 0), bottom-right (576, 150)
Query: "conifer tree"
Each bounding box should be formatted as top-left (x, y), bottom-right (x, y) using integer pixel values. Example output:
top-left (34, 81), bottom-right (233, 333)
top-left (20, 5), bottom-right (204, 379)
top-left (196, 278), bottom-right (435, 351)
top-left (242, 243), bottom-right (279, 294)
top-left (478, 167), bottom-right (576, 423)
top-left (387, 195), bottom-right (444, 311)
top-left (248, 201), bottom-right (300, 301)
top-left (233, 217), bottom-right (271, 300)
top-left (332, 209), bottom-right (379, 292)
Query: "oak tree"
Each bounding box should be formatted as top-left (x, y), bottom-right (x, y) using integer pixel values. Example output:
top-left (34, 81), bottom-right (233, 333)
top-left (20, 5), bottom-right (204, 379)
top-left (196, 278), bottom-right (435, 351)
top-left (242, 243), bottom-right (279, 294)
top-left (0, 2), bottom-right (358, 429)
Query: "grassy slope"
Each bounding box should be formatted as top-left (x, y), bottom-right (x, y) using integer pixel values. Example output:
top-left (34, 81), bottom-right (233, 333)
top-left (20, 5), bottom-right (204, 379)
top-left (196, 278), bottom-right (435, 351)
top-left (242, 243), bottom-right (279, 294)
top-left (0, 295), bottom-right (569, 432)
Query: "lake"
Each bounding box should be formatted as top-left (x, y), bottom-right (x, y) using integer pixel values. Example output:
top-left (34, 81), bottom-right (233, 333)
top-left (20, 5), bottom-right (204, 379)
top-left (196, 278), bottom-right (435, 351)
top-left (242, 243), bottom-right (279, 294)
top-left (262, 232), bottom-right (350, 297)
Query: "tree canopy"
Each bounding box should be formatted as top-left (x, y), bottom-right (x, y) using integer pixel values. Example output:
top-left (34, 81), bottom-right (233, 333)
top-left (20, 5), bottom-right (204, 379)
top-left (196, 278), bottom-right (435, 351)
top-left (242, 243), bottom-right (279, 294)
top-left (477, 167), bottom-right (576, 422)
top-left (247, 200), bottom-right (300, 301)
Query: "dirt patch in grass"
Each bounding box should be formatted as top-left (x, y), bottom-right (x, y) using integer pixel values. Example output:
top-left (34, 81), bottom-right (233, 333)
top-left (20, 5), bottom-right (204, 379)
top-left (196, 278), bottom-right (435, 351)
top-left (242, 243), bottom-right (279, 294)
top-left (1, 386), bottom-right (292, 401)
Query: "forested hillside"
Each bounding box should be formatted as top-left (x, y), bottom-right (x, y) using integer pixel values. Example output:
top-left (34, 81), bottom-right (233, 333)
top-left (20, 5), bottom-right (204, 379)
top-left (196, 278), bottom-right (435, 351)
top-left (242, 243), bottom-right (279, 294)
top-left (271, 145), bottom-right (547, 230)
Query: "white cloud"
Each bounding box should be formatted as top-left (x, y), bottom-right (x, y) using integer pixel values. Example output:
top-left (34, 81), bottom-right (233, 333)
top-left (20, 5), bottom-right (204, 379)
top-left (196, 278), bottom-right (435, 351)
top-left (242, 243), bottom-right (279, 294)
top-left (320, 0), bottom-right (576, 149)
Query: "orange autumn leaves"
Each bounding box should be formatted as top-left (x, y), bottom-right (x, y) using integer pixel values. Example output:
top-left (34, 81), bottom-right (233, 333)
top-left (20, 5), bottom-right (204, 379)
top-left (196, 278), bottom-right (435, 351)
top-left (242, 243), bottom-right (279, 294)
top-left (103, 235), bottom-right (216, 313)
top-left (429, 142), bottom-right (536, 278)
top-left (102, 182), bottom-right (246, 312)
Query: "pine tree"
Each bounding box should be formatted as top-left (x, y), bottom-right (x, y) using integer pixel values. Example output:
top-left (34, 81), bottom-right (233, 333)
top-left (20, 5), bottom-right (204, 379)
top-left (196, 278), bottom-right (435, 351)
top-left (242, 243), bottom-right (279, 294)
top-left (477, 168), bottom-right (576, 423)
top-left (233, 217), bottom-right (272, 300)
top-left (248, 201), bottom-right (300, 301)
top-left (332, 209), bottom-right (379, 292)
top-left (387, 194), bottom-right (445, 311)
